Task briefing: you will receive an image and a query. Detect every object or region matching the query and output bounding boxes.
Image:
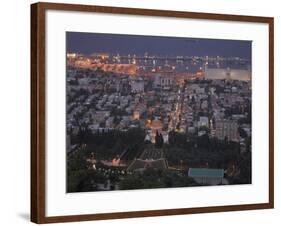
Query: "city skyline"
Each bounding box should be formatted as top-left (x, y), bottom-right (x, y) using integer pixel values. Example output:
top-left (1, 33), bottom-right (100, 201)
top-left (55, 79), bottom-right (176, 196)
top-left (66, 32), bottom-right (252, 59)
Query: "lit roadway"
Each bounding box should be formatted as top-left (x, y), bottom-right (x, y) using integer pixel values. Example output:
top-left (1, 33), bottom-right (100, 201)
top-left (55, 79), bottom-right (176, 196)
top-left (168, 84), bottom-right (185, 132)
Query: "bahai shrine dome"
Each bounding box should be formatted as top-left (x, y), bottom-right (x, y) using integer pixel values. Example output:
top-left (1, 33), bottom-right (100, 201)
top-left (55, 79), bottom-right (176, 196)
top-left (150, 119), bottom-right (163, 131)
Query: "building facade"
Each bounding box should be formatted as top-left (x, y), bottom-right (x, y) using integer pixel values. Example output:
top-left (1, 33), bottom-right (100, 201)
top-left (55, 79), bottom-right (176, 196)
top-left (215, 120), bottom-right (238, 141)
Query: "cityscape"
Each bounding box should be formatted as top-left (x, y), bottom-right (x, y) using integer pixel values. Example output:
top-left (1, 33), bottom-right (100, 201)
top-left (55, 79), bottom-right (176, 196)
top-left (66, 32), bottom-right (252, 192)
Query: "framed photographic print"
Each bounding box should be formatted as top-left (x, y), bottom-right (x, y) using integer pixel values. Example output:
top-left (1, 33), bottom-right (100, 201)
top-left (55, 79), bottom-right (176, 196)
top-left (31, 2), bottom-right (274, 224)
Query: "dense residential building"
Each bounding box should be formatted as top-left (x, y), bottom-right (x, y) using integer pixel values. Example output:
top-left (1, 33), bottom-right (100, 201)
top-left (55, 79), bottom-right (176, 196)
top-left (215, 120), bottom-right (239, 141)
top-left (66, 50), bottom-right (252, 192)
top-left (131, 79), bottom-right (144, 93)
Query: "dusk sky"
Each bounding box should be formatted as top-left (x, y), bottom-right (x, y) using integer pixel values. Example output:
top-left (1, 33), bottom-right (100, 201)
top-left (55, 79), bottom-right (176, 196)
top-left (66, 32), bottom-right (252, 59)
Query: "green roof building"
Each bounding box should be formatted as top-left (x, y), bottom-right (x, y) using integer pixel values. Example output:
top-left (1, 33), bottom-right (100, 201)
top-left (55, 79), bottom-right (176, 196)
top-left (188, 168), bottom-right (225, 185)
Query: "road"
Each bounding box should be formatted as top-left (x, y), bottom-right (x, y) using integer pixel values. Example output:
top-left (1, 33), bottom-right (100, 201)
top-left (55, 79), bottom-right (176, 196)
top-left (168, 83), bottom-right (186, 132)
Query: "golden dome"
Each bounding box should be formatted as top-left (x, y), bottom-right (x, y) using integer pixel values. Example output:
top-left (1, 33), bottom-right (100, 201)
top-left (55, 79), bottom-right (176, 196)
top-left (150, 119), bottom-right (163, 129)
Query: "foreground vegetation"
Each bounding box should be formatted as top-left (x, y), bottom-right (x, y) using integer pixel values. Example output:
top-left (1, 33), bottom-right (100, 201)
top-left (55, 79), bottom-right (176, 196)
top-left (67, 128), bottom-right (251, 192)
